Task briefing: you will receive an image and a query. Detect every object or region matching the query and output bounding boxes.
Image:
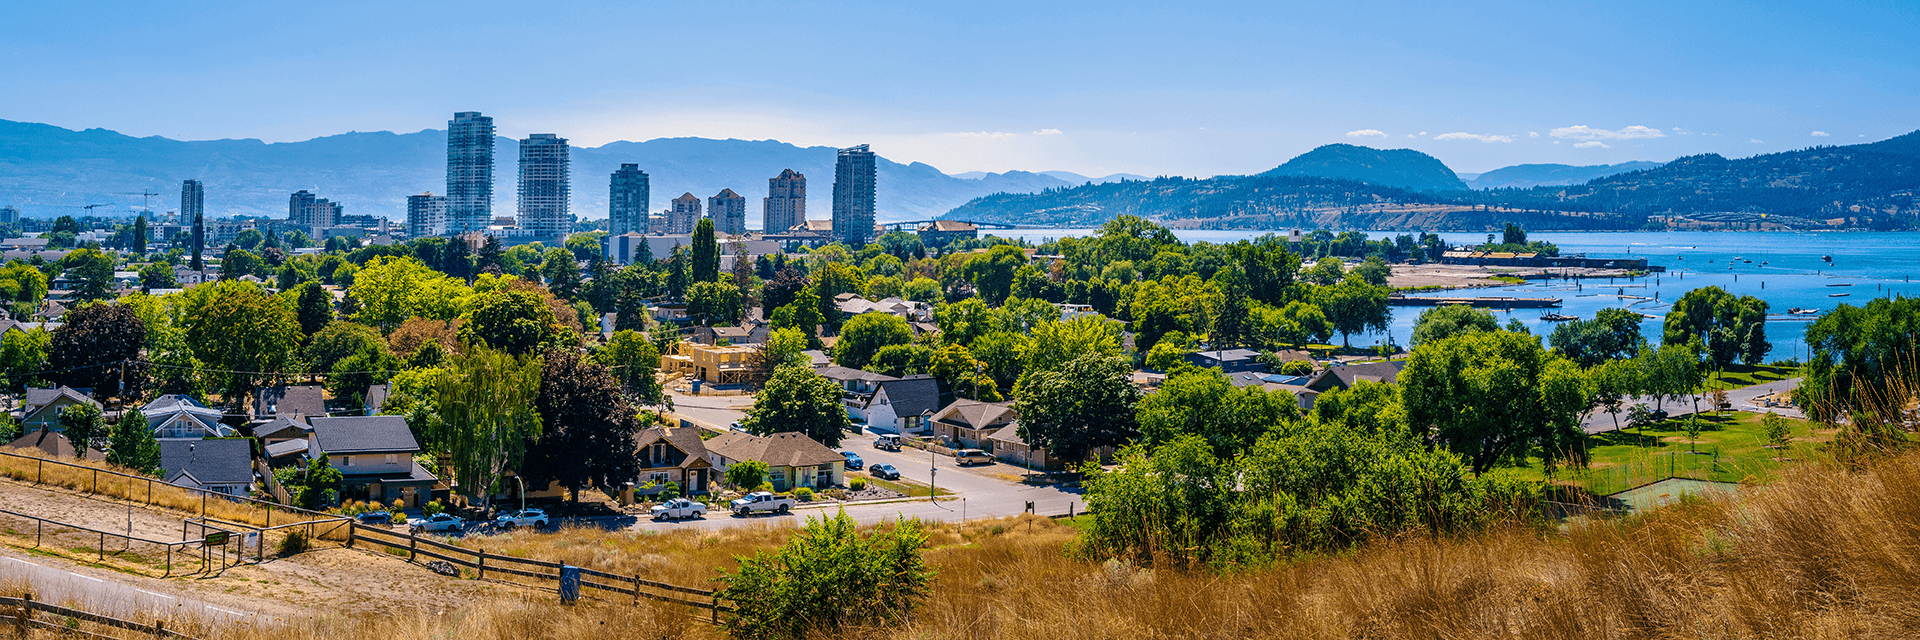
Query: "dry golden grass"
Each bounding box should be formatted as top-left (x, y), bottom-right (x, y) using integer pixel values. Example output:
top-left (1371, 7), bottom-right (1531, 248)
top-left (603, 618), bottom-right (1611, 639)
top-left (0, 448), bottom-right (343, 540)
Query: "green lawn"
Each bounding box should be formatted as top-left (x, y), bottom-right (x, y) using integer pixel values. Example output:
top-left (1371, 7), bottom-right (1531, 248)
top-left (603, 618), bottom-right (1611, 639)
top-left (1505, 410), bottom-right (1830, 497)
top-left (862, 476), bottom-right (953, 498)
top-left (1703, 363), bottom-right (1798, 391)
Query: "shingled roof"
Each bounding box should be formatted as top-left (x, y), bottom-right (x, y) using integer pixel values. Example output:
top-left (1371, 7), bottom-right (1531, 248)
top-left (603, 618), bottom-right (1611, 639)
top-left (308, 415), bottom-right (419, 456)
top-left (705, 431), bottom-right (842, 468)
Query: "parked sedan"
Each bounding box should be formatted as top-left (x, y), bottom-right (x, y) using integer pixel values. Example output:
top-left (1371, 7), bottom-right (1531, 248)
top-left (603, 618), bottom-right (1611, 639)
top-left (869, 463), bottom-right (900, 480)
top-left (650, 497), bottom-right (710, 521)
top-left (841, 451), bottom-right (864, 470)
top-left (408, 513), bottom-right (464, 533)
top-left (494, 508), bottom-right (550, 530)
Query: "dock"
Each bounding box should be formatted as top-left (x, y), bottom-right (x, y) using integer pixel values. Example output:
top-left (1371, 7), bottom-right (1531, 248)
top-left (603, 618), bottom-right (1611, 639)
top-left (1389, 296), bottom-right (1563, 309)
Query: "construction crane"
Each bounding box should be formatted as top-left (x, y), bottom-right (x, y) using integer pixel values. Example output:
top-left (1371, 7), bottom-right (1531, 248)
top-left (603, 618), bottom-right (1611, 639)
top-left (118, 191), bottom-right (161, 216)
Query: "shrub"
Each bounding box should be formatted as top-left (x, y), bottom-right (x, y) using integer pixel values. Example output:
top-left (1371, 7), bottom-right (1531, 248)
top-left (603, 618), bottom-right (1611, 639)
top-left (659, 481), bottom-right (683, 501)
top-left (727, 460), bottom-right (769, 490)
top-left (424, 499), bottom-right (447, 516)
top-left (715, 510), bottom-right (932, 639)
top-left (794, 487), bottom-right (814, 502)
top-left (849, 477), bottom-right (868, 492)
top-left (278, 530), bottom-right (311, 557)
top-left (390, 511), bottom-right (407, 524)
top-left (391, 499), bottom-right (405, 512)
top-left (1764, 412), bottom-right (1793, 449)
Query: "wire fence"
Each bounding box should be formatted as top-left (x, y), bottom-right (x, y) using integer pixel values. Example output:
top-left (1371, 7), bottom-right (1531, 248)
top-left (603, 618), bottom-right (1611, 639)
top-left (1541, 447), bottom-right (1777, 498)
top-left (0, 449), bottom-right (348, 542)
top-left (0, 506), bottom-right (227, 578)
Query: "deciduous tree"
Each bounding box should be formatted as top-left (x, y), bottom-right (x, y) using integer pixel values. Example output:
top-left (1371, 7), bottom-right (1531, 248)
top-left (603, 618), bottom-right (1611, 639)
top-left (431, 347), bottom-right (543, 510)
top-left (47, 303), bottom-right (148, 400)
top-left (1013, 353), bottom-right (1139, 466)
top-left (520, 349), bottom-right (640, 501)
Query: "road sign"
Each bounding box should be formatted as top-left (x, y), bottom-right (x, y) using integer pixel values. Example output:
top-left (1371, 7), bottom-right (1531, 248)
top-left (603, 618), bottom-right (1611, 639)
top-left (204, 531), bottom-right (228, 546)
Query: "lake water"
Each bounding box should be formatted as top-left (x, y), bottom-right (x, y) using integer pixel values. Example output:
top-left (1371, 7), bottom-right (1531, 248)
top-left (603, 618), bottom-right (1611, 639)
top-left (987, 229), bottom-right (1920, 360)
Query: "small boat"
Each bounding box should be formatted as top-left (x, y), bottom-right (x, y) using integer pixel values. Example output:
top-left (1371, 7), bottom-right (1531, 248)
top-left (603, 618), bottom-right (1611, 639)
top-left (1788, 308), bottom-right (1820, 315)
top-left (1541, 313), bottom-right (1578, 322)
top-left (1827, 283), bottom-right (1852, 287)
top-left (1742, 259), bottom-right (1752, 264)
top-left (1830, 293), bottom-right (1851, 297)
top-left (1822, 255), bottom-right (1833, 262)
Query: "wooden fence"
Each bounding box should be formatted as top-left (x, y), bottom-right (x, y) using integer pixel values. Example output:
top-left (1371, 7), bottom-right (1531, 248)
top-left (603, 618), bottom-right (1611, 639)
top-left (347, 524), bottom-right (733, 620)
top-left (0, 450), bottom-right (344, 540)
top-left (0, 506), bottom-right (238, 578)
top-left (3, 594), bottom-right (201, 640)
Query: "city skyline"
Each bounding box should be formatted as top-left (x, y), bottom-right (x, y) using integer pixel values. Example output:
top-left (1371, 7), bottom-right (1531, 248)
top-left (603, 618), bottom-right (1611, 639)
top-left (3, 2), bottom-right (1913, 177)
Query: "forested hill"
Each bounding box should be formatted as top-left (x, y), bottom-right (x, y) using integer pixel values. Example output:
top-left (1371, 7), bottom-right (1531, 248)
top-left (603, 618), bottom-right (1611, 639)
top-left (939, 174), bottom-right (1642, 231)
top-left (1259, 144), bottom-right (1468, 192)
top-left (1478, 130), bottom-right (1920, 224)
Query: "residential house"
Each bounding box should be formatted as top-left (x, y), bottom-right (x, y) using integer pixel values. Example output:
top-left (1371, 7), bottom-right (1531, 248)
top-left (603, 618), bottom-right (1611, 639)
top-left (158, 439), bottom-right (255, 497)
top-left (21, 386), bottom-right (99, 432)
top-left (142, 394), bottom-right (236, 439)
top-left (307, 416), bottom-right (437, 508)
top-left (689, 325), bottom-right (757, 346)
top-left (802, 350), bottom-right (831, 368)
top-left (1056, 303), bottom-right (1097, 322)
top-left (915, 220), bottom-right (977, 247)
top-left (986, 424), bottom-right (1057, 470)
top-left (633, 426), bottom-right (716, 495)
top-left (854, 375), bottom-right (944, 435)
top-left (5, 427), bottom-right (103, 460)
top-left (254, 416), bottom-right (312, 445)
top-left (833, 296), bottom-right (932, 322)
top-left (931, 400), bottom-right (1017, 449)
top-left (1184, 349), bottom-right (1265, 373)
top-left (1305, 361), bottom-right (1407, 394)
top-left (363, 384), bottom-right (390, 416)
top-left (254, 385), bottom-right (327, 420)
top-left (703, 431), bottom-right (844, 492)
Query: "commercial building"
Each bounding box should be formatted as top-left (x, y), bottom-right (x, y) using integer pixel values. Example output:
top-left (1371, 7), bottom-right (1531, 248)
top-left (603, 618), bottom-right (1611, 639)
top-left (709, 188), bottom-right (747, 235)
top-left (289, 190), bottom-right (340, 229)
top-left (917, 220), bottom-right (977, 247)
top-left (0, 206), bottom-right (17, 226)
top-left (832, 144), bottom-right (876, 247)
top-left (610, 163), bottom-right (650, 235)
top-left (764, 169), bottom-right (806, 233)
top-left (179, 180), bottom-right (203, 226)
top-left (667, 193), bottom-right (701, 234)
top-left (516, 133), bottom-right (571, 241)
top-left (407, 192), bottom-right (446, 238)
top-left (446, 111), bottom-right (495, 234)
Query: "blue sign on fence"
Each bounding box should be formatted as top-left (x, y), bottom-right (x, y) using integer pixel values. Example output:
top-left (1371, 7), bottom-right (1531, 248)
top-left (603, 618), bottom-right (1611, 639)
top-left (559, 565), bottom-right (581, 604)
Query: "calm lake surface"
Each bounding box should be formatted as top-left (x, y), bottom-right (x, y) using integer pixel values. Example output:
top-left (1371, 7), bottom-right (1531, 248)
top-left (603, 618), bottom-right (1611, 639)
top-left (987, 229), bottom-right (1920, 360)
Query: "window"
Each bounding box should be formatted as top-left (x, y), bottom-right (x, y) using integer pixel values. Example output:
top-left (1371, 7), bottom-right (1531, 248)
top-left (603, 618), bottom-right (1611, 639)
top-left (649, 472), bottom-right (671, 484)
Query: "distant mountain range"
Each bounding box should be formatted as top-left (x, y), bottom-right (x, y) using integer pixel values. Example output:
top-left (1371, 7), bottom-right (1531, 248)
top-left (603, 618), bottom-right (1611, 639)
top-left (947, 170), bottom-right (1151, 185)
top-left (942, 132), bottom-right (1920, 230)
top-left (0, 119), bottom-right (1079, 225)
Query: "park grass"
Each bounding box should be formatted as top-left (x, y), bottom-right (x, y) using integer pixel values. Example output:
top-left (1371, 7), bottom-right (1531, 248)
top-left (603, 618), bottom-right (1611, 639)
top-left (1703, 362), bottom-right (1798, 391)
top-left (863, 476), bottom-right (952, 498)
top-left (1507, 410), bottom-right (1831, 496)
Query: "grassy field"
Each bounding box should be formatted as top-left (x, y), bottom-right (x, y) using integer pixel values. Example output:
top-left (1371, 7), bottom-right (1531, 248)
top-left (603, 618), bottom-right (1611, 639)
top-left (860, 475), bottom-right (953, 498)
top-left (1507, 409), bottom-right (1831, 496)
top-left (1703, 363), bottom-right (1799, 391)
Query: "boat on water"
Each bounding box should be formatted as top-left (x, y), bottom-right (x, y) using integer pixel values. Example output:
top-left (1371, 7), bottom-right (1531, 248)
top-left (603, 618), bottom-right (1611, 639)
top-left (1827, 283), bottom-right (1852, 287)
top-left (1788, 308), bottom-right (1820, 315)
top-left (1830, 293), bottom-right (1851, 297)
top-left (1540, 314), bottom-right (1578, 322)
top-left (1822, 255), bottom-right (1833, 262)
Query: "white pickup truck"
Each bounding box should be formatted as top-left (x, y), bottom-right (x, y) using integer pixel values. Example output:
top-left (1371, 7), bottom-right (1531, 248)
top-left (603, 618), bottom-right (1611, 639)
top-left (729, 491), bottom-right (795, 516)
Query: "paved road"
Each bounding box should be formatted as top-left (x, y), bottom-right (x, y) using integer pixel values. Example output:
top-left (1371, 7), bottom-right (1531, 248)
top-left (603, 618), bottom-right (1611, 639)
top-left (663, 390), bottom-right (752, 430)
top-left (0, 550), bottom-right (270, 624)
top-left (1584, 377), bottom-right (1803, 434)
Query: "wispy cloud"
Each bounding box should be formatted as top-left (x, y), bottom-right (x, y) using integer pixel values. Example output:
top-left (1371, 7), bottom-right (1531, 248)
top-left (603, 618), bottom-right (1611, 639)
top-left (1574, 141), bottom-right (1610, 149)
top-left (1528, 131), bottom-right (1540, 138)
top-left (1671, 127), bottom-right (1691, 135)
top-left (1345, 129), bottom-right (1388, 138)
top-left (1551, 125), bottom-right (1666, 141)
top-left (1751, 139), bottom-right (1764, 143)
top-left (1032, 129), bottom-right (1063, 136)
top-left (1811, 131), bottom-right (1830, 137)
top-left (1434, 132), bottom-right (1514, 143)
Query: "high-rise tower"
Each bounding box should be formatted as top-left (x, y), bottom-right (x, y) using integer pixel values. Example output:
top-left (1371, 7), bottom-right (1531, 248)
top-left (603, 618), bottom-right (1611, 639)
top-left (408, 193), bottom-right (447, 238)
top-left (289, 190), bottom-right (317, 225)
top-left (446, 111), bottom-right (495, 235)
top-left (832, 144), bottom-right (876, 247)
top-left (517, 133), bottom-right (571, 241)
top-left (764, 169), bottom-right (805, 234)
top-left (610, 164), bottom-right (650, 235)
top-left (669, 193), bottom-right (701, 235)
top-left (709, 189), bottom-right (747, 236)
top-left (179, 180), bottom-right (204, 226)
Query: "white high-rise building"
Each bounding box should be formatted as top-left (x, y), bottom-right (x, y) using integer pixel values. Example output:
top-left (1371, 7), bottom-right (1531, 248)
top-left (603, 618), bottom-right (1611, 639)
top-left (408, 193), bottom-right (447, 238)
top-left (709, 189), bottom-right (747, 236)
top-left (517, 133), bottom-right (571, 241)
top-left (446, 111), bottom-right (494, 235)
top-left (764, 169), bottom-right (806, 233)
top-left (179, 180), bottom-right (204, 226)
top-left (668, 193), bottom-right (701, 235)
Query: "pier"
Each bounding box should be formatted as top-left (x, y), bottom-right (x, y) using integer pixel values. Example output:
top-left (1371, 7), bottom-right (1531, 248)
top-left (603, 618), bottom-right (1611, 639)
top-left (1388, 295), bottom-right (1563, 309)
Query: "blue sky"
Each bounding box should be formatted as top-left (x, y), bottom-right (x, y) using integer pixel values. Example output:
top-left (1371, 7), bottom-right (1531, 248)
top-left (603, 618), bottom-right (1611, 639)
top-left (2, 0), bottom-right (1915, 176)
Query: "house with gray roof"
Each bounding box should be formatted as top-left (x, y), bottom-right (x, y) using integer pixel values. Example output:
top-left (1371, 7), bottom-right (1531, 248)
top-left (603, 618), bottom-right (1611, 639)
top-left (307, 415), bottom-right (436, 508)
top-left (254, 385), bottom-right (327, 420)
top-left (362, 384), bottom-right (390, 416)
top-left (703, 431), bottom-right (843, 492)
top-left (931, 400), bottom-right (1017, 450)
top-left (633, 426), bottom-right (716, 495)
top-left (1305, 361), bottom-right (1407, 394)
top-left (855, 375), bottom-right (945, 435)
top-left (6, 427), bottom-right (103, 460)
top-left (21, 386), bottom-right (99, 431)
top-left (1184, 348), bottom-right (1266, 373)
top-left (142, 394), bottom-right (235, 439)
top-left (159, 439), bottom-right (255, 497)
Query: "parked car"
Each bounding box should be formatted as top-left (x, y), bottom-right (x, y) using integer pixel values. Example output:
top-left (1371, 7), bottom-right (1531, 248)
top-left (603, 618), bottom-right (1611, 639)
top-left (869, 463), bottom-right (901, 480)
top-left (954, 449), bottom-right (993, 466)
top-left (729, 491), bottom-right (795, 516)
top-left (408, 512), bottom-right (464, 533)
top-left (494, 508), bottom-right (550, 530)
top-left (355, 510), bottom-right (394, 525)
top-left (841, 451), bottom-right (864, 470)
top-left (650, 497), bottom-right (710, 521)
top-left (873, 434), bottom-right (902, 451)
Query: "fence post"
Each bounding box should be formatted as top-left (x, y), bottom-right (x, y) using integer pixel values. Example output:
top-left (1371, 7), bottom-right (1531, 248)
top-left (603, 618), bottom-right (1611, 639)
top-left (346, 520), bottom-right (355, 548)
top-left (99, 531), bottom-right (105, 562)
top-left (478, 549), bottom-right (485, 580)
top-left (16, 593), bottom-right (29, 640)
top-left (632, 575), bottom-right (640, 605)
top-left (712, 593), bottom-right (720, 624)
top-left (409, 535), bottom-right (417, 561)
top-left (153, 621), bottom-right (164, 639)
top-left (92, 469), bottom-right (97, 495)
top-left (36, 458), bottom-right (42, 485)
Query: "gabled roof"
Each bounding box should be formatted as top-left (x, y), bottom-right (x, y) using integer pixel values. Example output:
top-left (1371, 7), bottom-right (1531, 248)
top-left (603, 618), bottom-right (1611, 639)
top-left (633, 426), bottom-right (712, 469)
top-left (363, 384), bottom-right (390, 414)
top-left (932, 400), bottom-right (1017, 432)
top-left (308, 415), bottom-right (419, 455)
top-left (255, 386), bottom-right (327, 418)
top-left (254, 416), bottom-right (312, 441)
top-left (24, 386), bottom-right (97, 411)
top-left (143, 394), bottom-right (210, 412)
top-left (264, 438), bottom-right (309, 459)
top-left (1188, 348), bottom-right (1262, 363)
top-left (705, 431), bottom-right (842, 468)
top-left (1307, 361), bottom-right (1407, 391)
top-left (816, 366), bottom-right (899, 385)
top-left (159, 439), bottom-right (254, 487)
top-left (1224, 371), bottom-right (1268, 388)
top-left (5, 427), bottom-right (102, 459)
top-left (869, 376), bottom-right (943, 417)
top-left (986, 422), bottom-right (1030, 446)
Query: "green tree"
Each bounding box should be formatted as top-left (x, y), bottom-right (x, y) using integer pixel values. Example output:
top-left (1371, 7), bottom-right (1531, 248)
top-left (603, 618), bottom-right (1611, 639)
top-left (1137, 367), bottom-right (1299, 458)
top-left (598, 330), bottom-right (665, 404)
top-left (106, 409), bottom-right (161, 475)
top-left (459, 288), bottom-right (564, 356)
top-left (691, 218), bottom-right (720, 283)
top-left (539, 247), bottom-right (581, 299)
top-left (833, 312), bottom-right (912, 370)
top-left (520, 349), bottom-right (641, 501)
top-left (770, 286), bottom-right (824, 344)
top-left (1400, 330), bottom-right (1590, 473)
top-left (1303, 257), bottom-right (1345, 286)
top-left (1315, 276), bottom-right (1390, 348)
top-left (964, 245), bottom-right (1027, 305)
top-left (183, 281), bottom-right (302, 405)
top-left (867, 343), bottom-right (934, 377)
top-left (58, 403), bottom-right (106, 455)
top-left (0, 262), bottom-right (50, 308)
top-left (1549, 307), bottom-right (1646, 367)
top-left (326, 343), bottom-right (399, 407)
top-left (1764, 412), bottom-right (1793, 449)
top-left (1349, 256), bottom-right (1391, 287)
top-left (1275, 300), bottom-right (1333, 347)
top-left (1799, 297), bottom-right (1920, 422)
top-left (1663, 286), bottom-right (1769, 369)
top-left (190, 212), bottom-right (204, 271)
top-left (303, 322), bottom-right (386, 378)
top-left (969, 331), bottom-right (1027, 391)
top-left (1012, 354), bottom-right (1139, 465)
top-left (726, 459), bottom-right (770, 490)
top-left (302, 454), bottom-right (343, 509)
top-left (927, 343), bottom-right (1001, 401)
top-left (742, 364), bottom-right (850, 447)
top-left (294, 281), bottom-right (334, 336)
top-left (221, 248), bottom-right (264, 281)
top-left (349, 256), bottom-right (473, 330)
top-left (686, 280), bottom-right (744, 326)
top-left (715, 510), bottom-right (932, 640)
top-left (1410, 305), bottom-right (1498, 347)
top-left (46, 303), bottom-right (147, 401)
top-left (63, 248), bottom-right (116, 301)
top-left (431, 347), bottom-right (543, 509)
top-left (138, 262), bottom-right (177, 291)
top-left (0, 327), bottom-right (49, 392)
top-left (132, 215), bottom-right (148, 255)
top-left (1503, 222), bottom-right (1527, 246)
